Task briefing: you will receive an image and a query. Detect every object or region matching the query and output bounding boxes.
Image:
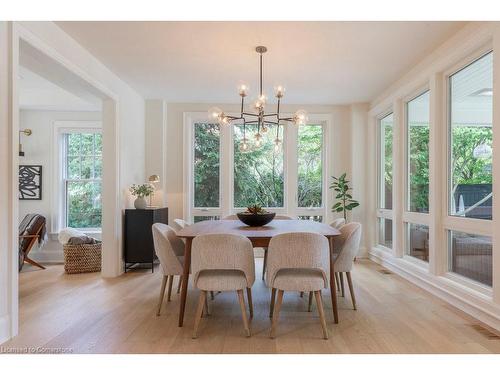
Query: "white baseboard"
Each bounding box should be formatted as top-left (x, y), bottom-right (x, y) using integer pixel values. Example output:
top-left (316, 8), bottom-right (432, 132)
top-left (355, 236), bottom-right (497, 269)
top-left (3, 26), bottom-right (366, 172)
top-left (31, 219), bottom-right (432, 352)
top-left (0, 315), bottom-right (11, 344)
top-left (369, 247), bottom-right (500, 332)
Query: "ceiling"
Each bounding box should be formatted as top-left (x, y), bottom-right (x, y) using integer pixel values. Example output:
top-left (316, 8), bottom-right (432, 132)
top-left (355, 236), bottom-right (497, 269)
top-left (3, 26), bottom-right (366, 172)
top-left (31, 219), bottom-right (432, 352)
top-left (56, 21), bottom-right (466, 105)
top-left (19, 66), bottom-right (101, 111)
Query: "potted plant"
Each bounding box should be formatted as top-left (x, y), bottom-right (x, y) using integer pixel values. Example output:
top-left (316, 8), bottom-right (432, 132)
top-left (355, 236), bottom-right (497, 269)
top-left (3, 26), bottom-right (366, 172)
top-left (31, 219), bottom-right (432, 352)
top-left (330, 173), bottom-right (359, 221)
top-left (237, 204), bottom-right (276, 227)
top-left (129, 183), bottom-right (155, 209)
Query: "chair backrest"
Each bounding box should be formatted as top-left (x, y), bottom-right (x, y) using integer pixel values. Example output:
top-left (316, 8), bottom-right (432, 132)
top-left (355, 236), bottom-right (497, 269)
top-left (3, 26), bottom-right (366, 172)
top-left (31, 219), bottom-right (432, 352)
top-left (152, 223), bottom-right (185, 275)
top-left (266, 232), bottom-right (329, 288)
top-left (333, 222), bottom-right (362, 272)
top-left (172, 218), bottom-right (190, 231)
top-left (330, 218), bottom-right (346, 229)
top-left (191, 233), bottom-right (255, 287)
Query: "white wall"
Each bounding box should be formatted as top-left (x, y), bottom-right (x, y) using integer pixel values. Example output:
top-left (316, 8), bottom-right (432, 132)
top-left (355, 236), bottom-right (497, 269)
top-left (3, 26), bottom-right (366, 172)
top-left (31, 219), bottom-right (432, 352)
top-left (18, 110), bottom-right (102, 263)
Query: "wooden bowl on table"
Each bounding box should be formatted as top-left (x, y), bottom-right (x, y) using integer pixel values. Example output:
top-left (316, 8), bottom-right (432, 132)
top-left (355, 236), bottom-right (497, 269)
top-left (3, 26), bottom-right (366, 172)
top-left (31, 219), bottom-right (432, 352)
top-left (236, 212), bottom-right (276, 227)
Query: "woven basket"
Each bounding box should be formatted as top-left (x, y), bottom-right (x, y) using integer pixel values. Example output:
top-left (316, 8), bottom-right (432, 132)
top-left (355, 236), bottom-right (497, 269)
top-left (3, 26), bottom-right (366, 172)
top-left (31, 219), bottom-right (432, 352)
top-left (63, 242), bottom-right (102, 274)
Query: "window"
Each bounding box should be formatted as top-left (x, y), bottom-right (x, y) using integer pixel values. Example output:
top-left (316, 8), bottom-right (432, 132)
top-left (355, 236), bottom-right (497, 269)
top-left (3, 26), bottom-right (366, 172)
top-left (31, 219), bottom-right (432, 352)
top-left (449, 52), bottom-right (493, 220)
top-left (194, 123), bottom-right (220, 208)
top-left (405, 223), bottom-right (429, 261)
top-left (407, 91), bottom-right (430, 213)
top-left (185, 113), bottom-right (330, 223)
top-left (297, 124), bottom-right (323, 208)
top-left (378, 218), bottom-right (393, 248)
top-left (233, 123), bottom-right (284, 208)
top-left (190, 122), bottom-right (222, 221)
top-left (379, 113), bottom-right (393, 210)
top-left (448, 230), bottom-right (492, 286)
top-left (64, 132), bottom-right (102, 229)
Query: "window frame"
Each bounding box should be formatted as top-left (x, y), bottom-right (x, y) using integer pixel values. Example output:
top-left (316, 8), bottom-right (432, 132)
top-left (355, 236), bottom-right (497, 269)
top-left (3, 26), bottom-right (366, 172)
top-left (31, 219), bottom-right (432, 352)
top-left (376, 109), bottom-right (394, 250)
top-left (443, 47), bottom-right (494, 287)
top-left (52, 121), bottom-right (102, 234)
top-left (184, 112), bottom-right (331, 223)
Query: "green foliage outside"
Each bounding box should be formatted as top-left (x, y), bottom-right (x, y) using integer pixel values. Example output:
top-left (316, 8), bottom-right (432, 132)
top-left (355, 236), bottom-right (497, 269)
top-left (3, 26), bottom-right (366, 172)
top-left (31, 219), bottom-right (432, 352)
top-left (66, 133), bottom-right (102, 229)
top-left (194, 123), bottom-right (220, 207)
top-left (297, 125), bottom-right (323, 207)
top-left (233, 124), bottom-right (284, 207)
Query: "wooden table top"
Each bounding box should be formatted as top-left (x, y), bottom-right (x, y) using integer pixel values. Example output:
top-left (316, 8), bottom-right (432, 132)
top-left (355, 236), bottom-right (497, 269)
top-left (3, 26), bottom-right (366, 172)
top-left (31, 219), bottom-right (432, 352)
top-left (176, 219), bottom-right (340, 239)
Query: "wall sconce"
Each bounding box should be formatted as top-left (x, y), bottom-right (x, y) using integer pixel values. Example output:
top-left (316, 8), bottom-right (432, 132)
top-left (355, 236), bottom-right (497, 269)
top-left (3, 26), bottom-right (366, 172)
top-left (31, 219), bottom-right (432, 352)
top-left (148, 174), bottom-right (160, 207)
top-left (19, 129), bottom-right (32, 157)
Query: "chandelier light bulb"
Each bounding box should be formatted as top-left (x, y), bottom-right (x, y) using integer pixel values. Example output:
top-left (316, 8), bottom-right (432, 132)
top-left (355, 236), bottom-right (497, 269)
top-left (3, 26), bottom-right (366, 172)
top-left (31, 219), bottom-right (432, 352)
top-left (238, 84), bottom-right (249, 97)
top-left (254, 132), bottom-right (263, 148)
top-left (239, 138), bottom-right (250, 153)
top-left (273, 137), bottom-right (282, 152)
top-left (274, 85), bottom-right (285, 98)
top-left (293, 109), bottom-right (308, 125)
top-left (261, 124), bottom-right (268, 133)
top-left (219, 115), bottom-right (230, 126)
top-left (208, 107), bottom-right (223, 121)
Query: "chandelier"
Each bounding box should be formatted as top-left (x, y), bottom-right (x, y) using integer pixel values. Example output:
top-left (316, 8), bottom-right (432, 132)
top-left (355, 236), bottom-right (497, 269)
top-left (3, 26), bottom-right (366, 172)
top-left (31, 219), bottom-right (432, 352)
top-left (208, 46), bottom-right (308, 153)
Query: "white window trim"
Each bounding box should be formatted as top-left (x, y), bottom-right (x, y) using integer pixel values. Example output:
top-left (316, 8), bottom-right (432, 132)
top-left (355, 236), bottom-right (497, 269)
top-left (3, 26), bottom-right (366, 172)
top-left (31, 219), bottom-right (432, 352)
top-left (183, 112), bottom-right (331, 223)
top-left (51, 121), bottom-right (102, 234)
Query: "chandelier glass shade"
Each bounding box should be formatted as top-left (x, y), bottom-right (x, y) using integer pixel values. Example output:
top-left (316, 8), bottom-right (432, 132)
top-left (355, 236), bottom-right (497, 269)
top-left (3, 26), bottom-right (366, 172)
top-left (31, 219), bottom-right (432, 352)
top-left (208, 46), bottom-right (308, 152)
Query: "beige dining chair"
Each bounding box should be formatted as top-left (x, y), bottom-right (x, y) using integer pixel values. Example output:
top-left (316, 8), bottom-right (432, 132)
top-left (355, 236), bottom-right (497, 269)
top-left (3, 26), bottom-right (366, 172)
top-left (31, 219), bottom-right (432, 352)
top-left (191, 233), bottom-right (256, 338)
top-left (266, 232), bottom-right (330, 339)
top-left (171, 218), bottom-right (190, 232)
top-left (332, 222), bottom-right (362, 310)
top-left (330, 218), bottom-right (346, 229)
top-left (262, 215), bottom-right (293, 280)
top-left (152, 223), bottom-right (186, 316)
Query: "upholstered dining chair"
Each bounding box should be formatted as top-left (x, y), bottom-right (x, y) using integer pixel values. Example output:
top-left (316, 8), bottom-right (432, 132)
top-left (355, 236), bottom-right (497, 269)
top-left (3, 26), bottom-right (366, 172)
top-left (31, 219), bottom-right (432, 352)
top-left (262, 215), bottom-right (292, 280)
top-left (330, 218), bottom-right (346, 229)
top-left (191, 233), bottom-right (255, 338)
top-left (171, 218), bottom-right (190, 232)
top-left (332, 222), bottom-right (362, 310)
top-left (152, 223), bottom-right (186, 316)
top-left (266, 232), bottom-right (330, 340)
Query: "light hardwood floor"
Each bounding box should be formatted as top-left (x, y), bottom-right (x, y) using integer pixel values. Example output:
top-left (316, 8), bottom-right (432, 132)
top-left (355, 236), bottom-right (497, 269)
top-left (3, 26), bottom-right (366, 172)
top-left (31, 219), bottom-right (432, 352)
top-left (3, 259), bottom-right (500, 354)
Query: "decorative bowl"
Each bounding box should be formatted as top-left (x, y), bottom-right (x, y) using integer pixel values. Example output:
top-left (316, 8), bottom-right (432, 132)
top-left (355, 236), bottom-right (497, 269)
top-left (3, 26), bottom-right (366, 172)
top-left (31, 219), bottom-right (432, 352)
top-left (236, 212), bottom-right (276, 227)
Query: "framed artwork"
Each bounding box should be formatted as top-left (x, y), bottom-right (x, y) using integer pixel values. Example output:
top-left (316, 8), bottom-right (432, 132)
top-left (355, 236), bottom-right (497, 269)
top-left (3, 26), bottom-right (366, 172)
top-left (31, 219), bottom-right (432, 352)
top-left (19, 165), bottom-right (42, 200)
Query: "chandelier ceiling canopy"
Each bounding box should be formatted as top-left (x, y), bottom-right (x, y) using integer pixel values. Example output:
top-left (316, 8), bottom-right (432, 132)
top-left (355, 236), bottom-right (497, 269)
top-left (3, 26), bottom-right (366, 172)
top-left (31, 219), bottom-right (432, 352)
top-left (208, 46), bottom-right (308, 152)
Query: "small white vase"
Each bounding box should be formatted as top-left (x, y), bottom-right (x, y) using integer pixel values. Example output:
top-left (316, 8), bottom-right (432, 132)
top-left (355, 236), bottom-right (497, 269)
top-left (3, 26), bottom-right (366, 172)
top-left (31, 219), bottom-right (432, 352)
top-left (134, 196), bottom-right (147, 209)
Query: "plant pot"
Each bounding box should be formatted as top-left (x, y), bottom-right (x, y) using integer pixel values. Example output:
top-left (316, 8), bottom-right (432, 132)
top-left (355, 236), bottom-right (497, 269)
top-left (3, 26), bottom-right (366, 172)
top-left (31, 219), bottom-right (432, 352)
top-left (236, 212), bottom-right (275, 227)
top-left (134, 197), bottom-right (147, 209)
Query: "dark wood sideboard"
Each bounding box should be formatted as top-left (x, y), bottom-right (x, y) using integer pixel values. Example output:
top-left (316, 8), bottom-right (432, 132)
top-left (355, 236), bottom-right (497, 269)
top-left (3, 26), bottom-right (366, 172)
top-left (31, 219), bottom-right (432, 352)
top-left (124, 207), bottom-right (168, 272)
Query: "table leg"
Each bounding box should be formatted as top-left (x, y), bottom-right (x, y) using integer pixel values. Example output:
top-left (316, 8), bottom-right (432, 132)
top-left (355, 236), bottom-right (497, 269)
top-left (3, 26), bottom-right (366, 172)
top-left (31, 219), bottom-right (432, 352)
top-left (329, 237), bottom-right (339, 324)
top-left (178, 237), bottom-right (192, 327)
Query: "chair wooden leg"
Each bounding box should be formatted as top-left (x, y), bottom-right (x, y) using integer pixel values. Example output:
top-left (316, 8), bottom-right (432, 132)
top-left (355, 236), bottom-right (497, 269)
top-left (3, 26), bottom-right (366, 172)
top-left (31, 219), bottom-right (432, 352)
top-left (204, 293), bottom-right (210, 316)
top-left (262, 248), bottom-right (268, 280)
top-left (269, 287), bottom-right (277, 318)
top-left (270, 289), bottom-right (284, 339)
top-left (237, 290), bottom-right (251, 337)
top-left (308, 291), bottom-right (313, 312)
top-left (210, 291), bottom-right (215, 300)
top-left (156, 275), bottom-right (168, 316)
top-left (246, 287), bottom-right (254, 318)
top-left (192, 291), bottom-right (206, 339)
top-left (24, 257), bottom-right (46, 270)
top-left (335, 272), bottom-right (340, 292)
top-left (314, 291), bottom-right (328, 340)
top-left (167, 275), bottom-right (174, 302)
top-left (339, 272), bottom-right (345, 297)
top-left (176, 275), bottom-right (182, 294)
top-left (346, 271), bottom-right (357, 310)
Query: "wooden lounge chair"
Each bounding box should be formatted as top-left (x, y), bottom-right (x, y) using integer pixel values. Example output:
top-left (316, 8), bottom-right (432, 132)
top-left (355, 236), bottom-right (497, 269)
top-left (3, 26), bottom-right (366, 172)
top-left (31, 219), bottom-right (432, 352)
top-left (19, 214), bottom-right (47, 271)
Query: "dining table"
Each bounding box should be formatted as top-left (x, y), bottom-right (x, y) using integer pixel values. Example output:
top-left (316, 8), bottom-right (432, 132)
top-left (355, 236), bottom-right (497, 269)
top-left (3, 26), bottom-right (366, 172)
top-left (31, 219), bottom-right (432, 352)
top-left (175, 219), bottom-right (341, 327)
